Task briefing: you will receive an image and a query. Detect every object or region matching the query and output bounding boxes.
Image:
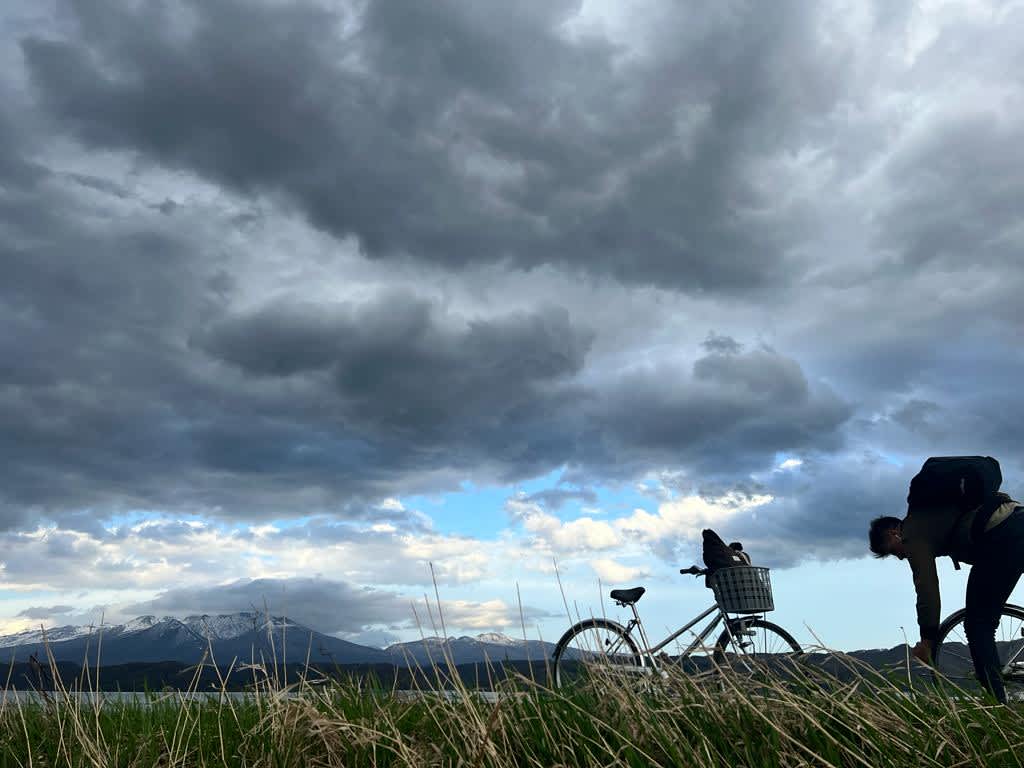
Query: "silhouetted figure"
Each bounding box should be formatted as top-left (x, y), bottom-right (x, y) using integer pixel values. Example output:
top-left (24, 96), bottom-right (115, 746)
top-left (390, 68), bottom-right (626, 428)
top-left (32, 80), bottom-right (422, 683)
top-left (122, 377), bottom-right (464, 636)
top-left (869, 456), bottom-right (1022, 703)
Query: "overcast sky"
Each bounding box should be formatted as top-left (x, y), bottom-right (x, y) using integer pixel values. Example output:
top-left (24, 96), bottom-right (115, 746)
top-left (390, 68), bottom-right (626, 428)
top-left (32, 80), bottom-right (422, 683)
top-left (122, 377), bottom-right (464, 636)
top-left (1, 0), bottom-right (1023, 651)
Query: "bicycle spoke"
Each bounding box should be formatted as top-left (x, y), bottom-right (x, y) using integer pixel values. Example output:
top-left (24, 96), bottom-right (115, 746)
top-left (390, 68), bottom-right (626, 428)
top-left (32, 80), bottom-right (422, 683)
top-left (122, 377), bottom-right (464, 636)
top-left (997, 614), bottom-right (1024, 674)
top-left (713, 618), bottom-right (801, 676)
top-left (935, 606), bottom-right (1024, 699)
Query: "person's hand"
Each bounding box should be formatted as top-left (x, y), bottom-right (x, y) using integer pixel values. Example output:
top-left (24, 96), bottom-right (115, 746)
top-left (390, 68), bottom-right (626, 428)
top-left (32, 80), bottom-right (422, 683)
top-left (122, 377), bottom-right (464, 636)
top-left (911, 639), bottom-right (933, 664)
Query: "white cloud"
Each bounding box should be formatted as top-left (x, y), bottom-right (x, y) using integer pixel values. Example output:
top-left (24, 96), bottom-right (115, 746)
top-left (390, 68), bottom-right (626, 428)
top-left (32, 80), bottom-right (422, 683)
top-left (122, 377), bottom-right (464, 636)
top-left (618, 493), bottom-right (773, 545)
top-left (505, 495), bottom-right (544, 522)
top-left (513, 504), bottom-right (621, 554)
top-left (559, 518), bottom-right (621, 550)
top-left (589, 558), bottom-right (649, 583)
top-left (421, 599), bottom-right (528, 631)
top-left (501, 490), bottom-right (775, 575)
top-left (0, 487), bottom-right (778, 637)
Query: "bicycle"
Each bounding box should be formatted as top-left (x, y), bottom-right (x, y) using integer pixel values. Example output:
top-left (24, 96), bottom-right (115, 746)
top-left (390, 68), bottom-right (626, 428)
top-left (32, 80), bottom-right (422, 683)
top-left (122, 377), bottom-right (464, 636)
top-left (932, 603), bottom-right (1024, 698)
top-left (551, 564), bottom-right (802, 688)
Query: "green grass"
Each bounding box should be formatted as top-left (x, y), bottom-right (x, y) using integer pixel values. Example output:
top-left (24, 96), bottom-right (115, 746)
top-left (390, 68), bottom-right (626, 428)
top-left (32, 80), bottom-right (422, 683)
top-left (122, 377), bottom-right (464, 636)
top-left (3, 649), bottom-right (1024, 767)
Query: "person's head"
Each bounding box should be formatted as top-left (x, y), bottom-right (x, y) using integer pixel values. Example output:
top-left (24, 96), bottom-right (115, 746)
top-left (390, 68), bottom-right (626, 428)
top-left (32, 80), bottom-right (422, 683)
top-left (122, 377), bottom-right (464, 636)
top-left (868, 515), bottom-right (906, 560)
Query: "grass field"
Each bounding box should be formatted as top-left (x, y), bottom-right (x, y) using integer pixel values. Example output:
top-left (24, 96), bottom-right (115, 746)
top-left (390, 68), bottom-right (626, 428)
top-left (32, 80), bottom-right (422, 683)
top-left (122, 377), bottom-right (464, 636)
top-left (2, 649), bottom-right (1023, 767)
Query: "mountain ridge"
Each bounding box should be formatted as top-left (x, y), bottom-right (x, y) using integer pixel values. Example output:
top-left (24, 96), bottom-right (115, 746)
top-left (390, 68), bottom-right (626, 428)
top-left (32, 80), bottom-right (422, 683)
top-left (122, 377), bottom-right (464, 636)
top-left (0, 612), bottom-right (929, 671)
top-left (0, 613), bottom-right (556, 667)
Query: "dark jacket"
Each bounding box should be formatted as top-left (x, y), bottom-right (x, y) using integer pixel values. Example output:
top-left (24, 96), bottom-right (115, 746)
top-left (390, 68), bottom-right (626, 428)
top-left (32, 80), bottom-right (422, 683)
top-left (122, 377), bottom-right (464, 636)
top-left (903, 496), bottom-right (1019, 644)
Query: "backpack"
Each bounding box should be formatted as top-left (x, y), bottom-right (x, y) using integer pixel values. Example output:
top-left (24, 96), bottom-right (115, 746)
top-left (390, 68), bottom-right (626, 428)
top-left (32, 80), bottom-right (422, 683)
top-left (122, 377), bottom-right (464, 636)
top-left (906, 456), bottom-right (1003, 568)
top-left (702, 529), bottom-right (751, 585)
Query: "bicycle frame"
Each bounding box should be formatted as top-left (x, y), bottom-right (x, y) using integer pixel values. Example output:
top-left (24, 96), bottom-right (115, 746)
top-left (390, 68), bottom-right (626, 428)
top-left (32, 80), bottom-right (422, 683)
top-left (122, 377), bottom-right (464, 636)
top-left (614, 600), bottom-right (748, 672)
top-left (1003, 652), bottom-right (1024, 679)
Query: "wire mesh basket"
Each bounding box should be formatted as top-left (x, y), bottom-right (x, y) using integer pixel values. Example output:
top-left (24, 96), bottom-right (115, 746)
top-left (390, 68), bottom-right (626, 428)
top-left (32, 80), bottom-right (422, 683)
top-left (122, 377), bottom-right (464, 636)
top-left (709, 566), bottom-right (774, 613)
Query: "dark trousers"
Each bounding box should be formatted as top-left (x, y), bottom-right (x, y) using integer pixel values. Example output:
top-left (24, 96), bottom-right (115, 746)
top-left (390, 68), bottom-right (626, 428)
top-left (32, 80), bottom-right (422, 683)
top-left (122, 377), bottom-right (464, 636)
top-left (964, 508), bottom-right (1024, 703)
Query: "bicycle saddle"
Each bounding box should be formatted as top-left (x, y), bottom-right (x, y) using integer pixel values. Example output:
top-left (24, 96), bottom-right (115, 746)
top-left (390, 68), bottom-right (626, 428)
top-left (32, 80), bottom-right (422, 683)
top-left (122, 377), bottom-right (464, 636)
top-left (609, 587), bottom-right (645, 605)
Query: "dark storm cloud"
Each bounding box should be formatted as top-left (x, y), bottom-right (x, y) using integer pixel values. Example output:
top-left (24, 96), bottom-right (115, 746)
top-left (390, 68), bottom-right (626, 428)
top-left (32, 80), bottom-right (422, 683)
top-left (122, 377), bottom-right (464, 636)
top-left (1, 0), bottom-right (861, 533)
top-left (707, 453), bottom-right (913, 569)
top-left (1, 73), bottom-right (849, 524)
top-left (701, 333), bottom-right (744, 356)
top-left (0, 209), bottom-right (852, 525)
top-left (0, 192), bottom-right (236, 524)
top-left (874, 113), bottom-right (1024, 274)
top-left (17, 605), bottom-right (74, 620)
top-left (0, 184), bottom-right (601, 526)
top-left (196, 296), bottom-right (592, 439)
top-left (219, 315), bottom-right (854, 492)
top-left (186, 295), bottom-right (599, 489)
top-left (2, 0), bottom-right (1021, 580)
top-left (589, 345), bottom-right (851, 480)
top-left (123, 578), bottom-right (415, 636)
top-left (20, 0), bottom-right (844, 294)
top-left (121, 577), bottom-right (555, 636)
top-left (522, 487), bottom-right (599, 511)
top-left (888, 399), bottom-right (943, 439)
top-left (0, 116), bottom-right (45, 190)
top-left (4, 68), bottom-right (602, 525)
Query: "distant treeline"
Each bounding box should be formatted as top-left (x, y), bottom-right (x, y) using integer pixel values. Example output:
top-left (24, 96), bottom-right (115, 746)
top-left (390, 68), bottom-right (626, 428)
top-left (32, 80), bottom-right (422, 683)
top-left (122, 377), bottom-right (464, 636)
top-left (2, 659), bottom-right (555, 692)
top-left (3, 649), bottom-right (937, 692)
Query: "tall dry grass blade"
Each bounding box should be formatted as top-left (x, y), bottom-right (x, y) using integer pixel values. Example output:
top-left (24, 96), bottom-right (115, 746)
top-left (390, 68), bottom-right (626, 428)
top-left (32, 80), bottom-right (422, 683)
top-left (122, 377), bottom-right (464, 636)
top-left (553, 557), bottom-right (574, 624)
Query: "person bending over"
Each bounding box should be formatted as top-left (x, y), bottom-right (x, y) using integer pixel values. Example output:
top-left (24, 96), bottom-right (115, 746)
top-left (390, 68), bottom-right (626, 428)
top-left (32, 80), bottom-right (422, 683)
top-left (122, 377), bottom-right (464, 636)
top-left (869, 458), bottom-right (1022, 703)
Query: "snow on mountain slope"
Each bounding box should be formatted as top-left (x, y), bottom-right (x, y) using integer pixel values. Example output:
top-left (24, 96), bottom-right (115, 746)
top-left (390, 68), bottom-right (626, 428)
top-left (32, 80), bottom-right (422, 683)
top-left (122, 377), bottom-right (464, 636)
top-left (181, 612), bottom-right (267, 640)
top-left (122, 615), bottom-right (160, 633)
top-left (0, 612), bottom-right (388, 665)
top-left (0, 624), bottom-right (94, 649)
top-left (473, 633), bottom-right (521, 646)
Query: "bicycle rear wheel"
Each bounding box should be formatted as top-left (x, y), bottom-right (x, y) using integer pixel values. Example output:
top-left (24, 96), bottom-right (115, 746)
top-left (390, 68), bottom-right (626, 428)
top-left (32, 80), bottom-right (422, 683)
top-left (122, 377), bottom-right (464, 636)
top-left (713, 617), bottom-right (802, 673)
top-left (933, 604), bottom-right (1024, 700)
top-left (552, 618), bottom-right (644, 689)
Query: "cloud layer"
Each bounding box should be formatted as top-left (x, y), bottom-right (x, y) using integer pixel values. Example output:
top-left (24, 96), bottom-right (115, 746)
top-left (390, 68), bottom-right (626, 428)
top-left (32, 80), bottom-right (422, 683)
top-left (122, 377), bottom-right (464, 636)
top-left (2, 0), bottom-right (1024, 632)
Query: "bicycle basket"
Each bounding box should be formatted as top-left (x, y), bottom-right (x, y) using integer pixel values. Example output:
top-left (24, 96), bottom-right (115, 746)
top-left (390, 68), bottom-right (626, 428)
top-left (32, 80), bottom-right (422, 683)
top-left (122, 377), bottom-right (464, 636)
top-left (709, 566), bottom-right (774, 613)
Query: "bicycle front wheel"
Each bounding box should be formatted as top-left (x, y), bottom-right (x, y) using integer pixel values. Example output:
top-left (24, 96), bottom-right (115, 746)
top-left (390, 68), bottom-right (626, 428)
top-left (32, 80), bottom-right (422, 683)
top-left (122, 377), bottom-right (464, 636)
top-left (933, 604), bottom-right (1024, 700)
top-left (552, 618), bottom-right (644, 689)
top-left (713, 618), bottom-right (802, 672)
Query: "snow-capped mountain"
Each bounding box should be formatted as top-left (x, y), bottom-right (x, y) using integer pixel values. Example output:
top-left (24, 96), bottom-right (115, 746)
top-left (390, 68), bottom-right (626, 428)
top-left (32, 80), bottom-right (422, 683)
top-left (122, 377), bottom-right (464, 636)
top-left (180, 612), bottom-right (283, 641)
top-left (0, 615), bottom-right (560, 668)
top-left (0, 612), bottom-right (388, 666)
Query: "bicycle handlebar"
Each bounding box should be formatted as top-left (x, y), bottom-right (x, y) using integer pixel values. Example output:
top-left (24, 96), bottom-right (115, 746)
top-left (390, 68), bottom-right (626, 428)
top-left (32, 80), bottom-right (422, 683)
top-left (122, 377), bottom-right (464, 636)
top-left (679, 565), bottom-right (708, 576)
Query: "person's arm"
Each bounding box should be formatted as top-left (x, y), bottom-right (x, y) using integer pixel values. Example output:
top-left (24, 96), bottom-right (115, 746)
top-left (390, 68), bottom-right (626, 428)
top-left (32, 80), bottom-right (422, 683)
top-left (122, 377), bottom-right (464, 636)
top-left (907, 544), bottom-right (940, 659)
